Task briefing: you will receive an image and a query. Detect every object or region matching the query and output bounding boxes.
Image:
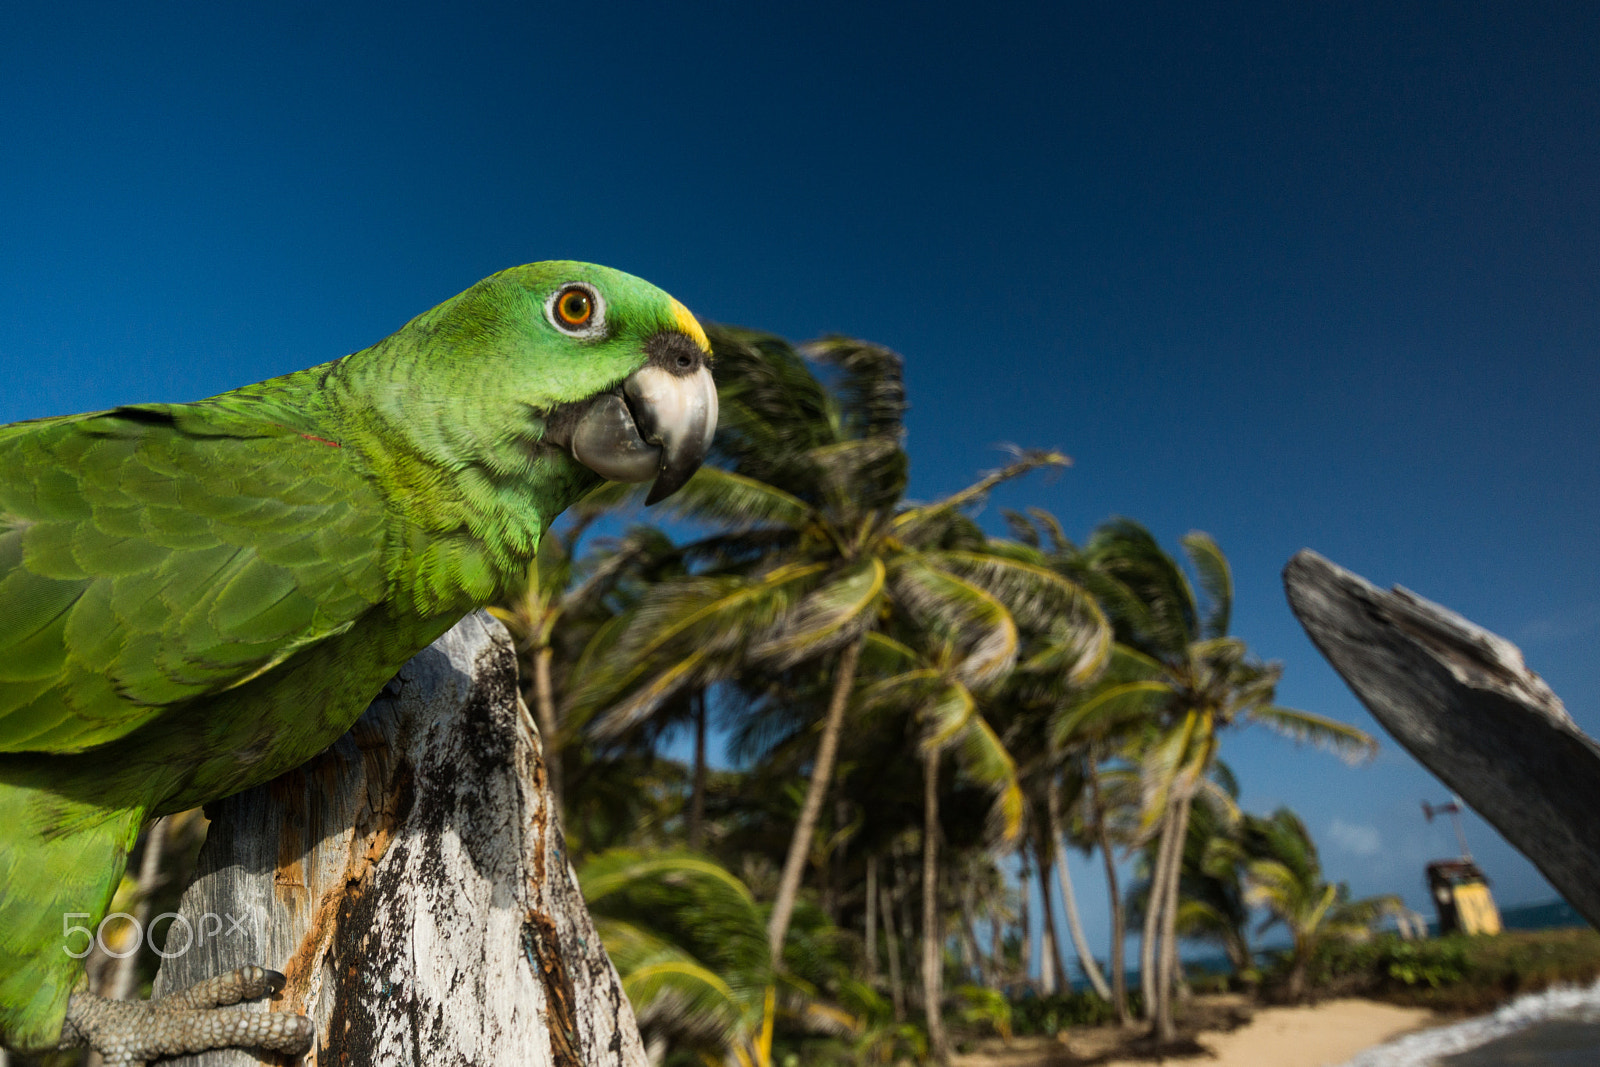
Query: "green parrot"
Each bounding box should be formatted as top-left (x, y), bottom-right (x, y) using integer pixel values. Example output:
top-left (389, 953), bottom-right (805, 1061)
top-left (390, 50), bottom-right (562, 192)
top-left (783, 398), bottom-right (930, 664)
top-left (0, 261), bottom-right (717, 1062)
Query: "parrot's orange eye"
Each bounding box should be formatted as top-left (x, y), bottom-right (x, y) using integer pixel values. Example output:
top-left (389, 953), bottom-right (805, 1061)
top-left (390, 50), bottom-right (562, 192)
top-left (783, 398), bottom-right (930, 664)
top-left (546, 281), bottom-right (605, 337)
top-left (556, 288), bottom-right (593, 326)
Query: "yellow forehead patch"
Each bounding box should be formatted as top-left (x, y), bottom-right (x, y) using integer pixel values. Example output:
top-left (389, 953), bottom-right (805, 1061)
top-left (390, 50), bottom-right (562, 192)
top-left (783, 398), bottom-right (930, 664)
top-left (670, 297), bottom-right (712, 355)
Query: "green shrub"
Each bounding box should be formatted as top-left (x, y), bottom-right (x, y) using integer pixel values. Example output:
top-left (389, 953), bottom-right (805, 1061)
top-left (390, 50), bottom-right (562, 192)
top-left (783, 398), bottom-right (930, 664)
top-left (954, 984), bottom-right (1014, 1041)
top-left (1303, 929), bottom-right (1600, 1013)
top-left (1008, 991), bottom-right (1126, 1034)
top-left (1382, 939), bottom-right (1468, 988)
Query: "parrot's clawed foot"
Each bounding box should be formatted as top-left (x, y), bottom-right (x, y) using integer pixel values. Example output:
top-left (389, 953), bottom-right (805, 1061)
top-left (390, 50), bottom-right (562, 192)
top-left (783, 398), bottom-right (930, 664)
top-left (61, 965), bottom-right (313, 1066)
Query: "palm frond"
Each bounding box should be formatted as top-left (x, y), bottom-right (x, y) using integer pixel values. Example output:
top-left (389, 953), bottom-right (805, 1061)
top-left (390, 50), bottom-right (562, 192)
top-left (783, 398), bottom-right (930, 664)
top-left (588, 647), bottom-right (714, 740)
top-left (571, 477), bottom-right (649, 513)
top-left (596, 917), bottom-right (749, 1037)
top-left (1084, 517), bottom-right (1201, 653)
top-left (1188, 774), bottom-right (1241, 826)
top-left (1209, 758), bottom-right (1241, 800)
top-left (1137, 710), bottom-right (1201, 831)
top-left (655, 466), bottom-right (813, 532)
top-left (1103, 642), bottom-right (1168, 681)
top-left (892, 449), bottom-right (1069, 543)
top-left (1050, 680), bottom-right (1171, 748)
top-left (857, 668), bottom-right (944, 716)
top-left (706, 325), bottom-right (840, 488)
top-left (1243, 859), bottom-right (1302, 914)
top-left (1246, 705), bottom-right (1378, 764)
top-left (569, 562), bottom-right (827, 723)
top-left (925, 549), bottom-right (1111, 683)
top-left (1188, 635), bottom-right (1247, 666)
top-left (1181, 531), bottom-right (1232, 639)
top-left (752, 557), bottom-right (885, 667)
top-left (1002, 509), bottom-right (1041, 547)
top-left (919, 682), bottom-right (978, 749)
top-left (802, 436), bottom-right (907, 511)
top-left (1174, 898), bottom-right (1236, 940)
top-left (954, 712), bottom-right (1025, 842)
top-left (857, 630), bottom-right (920, 674)
top-left (581, 851), bottom-right (760, 910)
top-left (800, 335), bottom-right (907, 442)
top-left (1024, 506), bottom-right (1074, 555)
top-left (886, 558), bottom-right (1018, 685)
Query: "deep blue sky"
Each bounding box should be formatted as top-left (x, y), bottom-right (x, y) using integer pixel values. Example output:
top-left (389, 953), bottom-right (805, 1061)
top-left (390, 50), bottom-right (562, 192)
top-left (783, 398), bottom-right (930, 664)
top-left (4, 3), bottom-right (1598, 963)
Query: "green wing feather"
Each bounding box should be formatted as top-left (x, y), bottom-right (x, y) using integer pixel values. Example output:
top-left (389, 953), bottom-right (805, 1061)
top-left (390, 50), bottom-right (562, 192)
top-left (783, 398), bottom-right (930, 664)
top-left (0, 403), bottom-right (389, 754)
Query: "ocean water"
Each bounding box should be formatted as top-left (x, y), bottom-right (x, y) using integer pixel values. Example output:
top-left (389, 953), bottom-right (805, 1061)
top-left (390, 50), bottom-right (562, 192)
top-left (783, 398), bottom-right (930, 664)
top-left (1334, 979), bottom-right (1600, 1067)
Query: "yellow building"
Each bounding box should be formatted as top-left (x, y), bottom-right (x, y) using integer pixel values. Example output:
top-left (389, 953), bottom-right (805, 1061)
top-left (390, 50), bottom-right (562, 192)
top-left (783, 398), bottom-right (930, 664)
top-left (1426, 860), bottom-right (1502, 936)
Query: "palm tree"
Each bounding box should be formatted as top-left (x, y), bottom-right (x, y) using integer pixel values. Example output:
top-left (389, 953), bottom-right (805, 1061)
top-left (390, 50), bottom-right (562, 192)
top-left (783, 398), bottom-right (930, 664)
top-left (560, 745), bottom-right (690, 859)
top-left (1045, 765), bottom-right (1115, 1001)
top-left (854, 627), bottom-right (1028, 1064)
top-left (1244, 808), bottom-right (1400, 1001)
top-left (1079, 744), bottom-right (1135, 1022)
top-left (1168, 766), bottom-right (1256, 986)
top-left (982, 528), bottom-right (1119, 1007)
top-left (1121, 762), bottom-right (1270, 992)
top-left (1000, 509), bottom-right (1148, 1019)
top-left (568, 327), bottom-right (1096, 963)
top-left (580, 849), bottom-right (866, 1066)
top-left (1056, 520), bottom-right (1377, 1039)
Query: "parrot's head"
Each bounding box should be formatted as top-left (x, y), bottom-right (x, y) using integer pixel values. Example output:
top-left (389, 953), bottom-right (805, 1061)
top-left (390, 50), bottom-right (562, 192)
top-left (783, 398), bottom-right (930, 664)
top-left (389, 261), bottom-right (717, 507)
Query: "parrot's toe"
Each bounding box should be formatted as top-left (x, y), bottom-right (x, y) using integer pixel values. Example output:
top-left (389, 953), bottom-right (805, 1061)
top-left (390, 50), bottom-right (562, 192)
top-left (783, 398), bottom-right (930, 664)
top-left (61, 968), bottom-right (314, 1066)
top-left (154, 964), bottom-right (287, 1010)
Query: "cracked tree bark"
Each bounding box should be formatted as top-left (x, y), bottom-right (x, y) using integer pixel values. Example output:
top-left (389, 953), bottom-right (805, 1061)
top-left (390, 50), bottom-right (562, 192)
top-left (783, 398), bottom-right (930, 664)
top-left (150, 611), bottom-right (647, 1067)
top-left (1284, 549), bottom-right (1600, 931)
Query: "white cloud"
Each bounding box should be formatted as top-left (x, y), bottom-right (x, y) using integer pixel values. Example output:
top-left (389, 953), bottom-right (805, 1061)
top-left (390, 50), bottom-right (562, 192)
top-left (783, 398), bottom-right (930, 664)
top-left (1517, 603), bottom-right (1600, 645)
top-left (1329, 818), bottom-right (1382, 857)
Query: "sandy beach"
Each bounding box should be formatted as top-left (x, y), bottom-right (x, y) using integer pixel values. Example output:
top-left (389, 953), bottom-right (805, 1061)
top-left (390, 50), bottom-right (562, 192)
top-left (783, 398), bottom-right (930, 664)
top-left (1133, 998), bottom-right (1439, 1067)
top-left (954, 996), bottom-right (1442, 1067)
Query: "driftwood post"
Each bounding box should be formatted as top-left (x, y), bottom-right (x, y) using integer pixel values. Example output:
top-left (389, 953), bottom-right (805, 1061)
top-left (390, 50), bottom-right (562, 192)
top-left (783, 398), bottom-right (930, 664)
top-left (151, 611), bottom-right (647, 1066)
top-left (1283, 549), bottom-right (1600, 930)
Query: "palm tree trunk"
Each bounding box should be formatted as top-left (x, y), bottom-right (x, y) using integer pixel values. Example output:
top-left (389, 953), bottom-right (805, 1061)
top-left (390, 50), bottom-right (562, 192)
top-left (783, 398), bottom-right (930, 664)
top-left (962, 921), bottom-right (986, 989)
top-left (1225, 932), bottom-right (1250, 983)
top-left (880, 879), bottom-right (906, 1022)
top-left (990, 912), bottom-right (1005, 987)
top-left (688, 689), bottom-right (707, 851)
top-left (922, 747), bottom-right (951, 1064)
top-left (1169, 926), bottom-right (1191, 1006)
top-left (1048, 785), bottom-right (1112, 1000)
top-left (897, 849), bottom-right (920, 997)
top-left (1086, 759), bottom-right (1130, 1023)
top-left (959, 881), bottom-right (992, 987)
top-left (1154, 792), bottom-right (1192, 1041)
top-left (767, 633), bottom-right (865, 960)
top-left (1288, 937), bottom-right (1309, 1002)
top-left (1138, 874), bottom-right (1157, 1020)
top-left (1141, 796), bottom-right (1182, 1026)
top-left (533, 644), bottom-right (562, 812)
top-left (1018, 852), bottom-right (1034, 993)
top-left (824, 798), bottom-right (849, 921)
top-left (957, 905), bottom-right (976, 984)
top-left (1034, 840), bottom-right (1065, 995)
top-left (865, 853), bottom-right (879, 986)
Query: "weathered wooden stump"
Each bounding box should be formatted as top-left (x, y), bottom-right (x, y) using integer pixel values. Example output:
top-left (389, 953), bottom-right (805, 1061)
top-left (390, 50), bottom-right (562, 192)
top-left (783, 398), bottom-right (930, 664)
top-left (151, 611), bottom-right (646, 1066)
top-left (1284, 549), bottom-right (1600, 930)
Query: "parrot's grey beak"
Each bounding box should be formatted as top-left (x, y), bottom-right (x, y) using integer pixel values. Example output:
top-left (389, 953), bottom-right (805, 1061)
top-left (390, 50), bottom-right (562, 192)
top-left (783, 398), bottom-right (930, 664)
top-left (626, 363), bottom-right (718, 504)
top-left (551, 334), bottom-right (717, 504)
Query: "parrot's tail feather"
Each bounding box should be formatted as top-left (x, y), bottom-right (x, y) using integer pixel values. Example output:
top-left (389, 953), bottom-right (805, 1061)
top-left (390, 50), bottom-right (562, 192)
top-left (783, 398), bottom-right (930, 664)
top-left (0, 767), bottom-right (146, 1051)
